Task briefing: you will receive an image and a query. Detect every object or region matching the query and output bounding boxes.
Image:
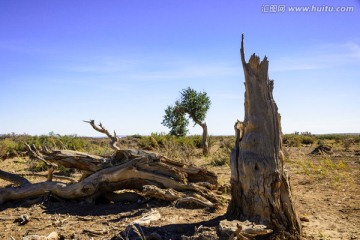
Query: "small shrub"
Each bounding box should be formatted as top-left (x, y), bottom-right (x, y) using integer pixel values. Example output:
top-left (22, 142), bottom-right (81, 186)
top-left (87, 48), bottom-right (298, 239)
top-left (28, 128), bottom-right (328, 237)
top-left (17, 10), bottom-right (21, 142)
top-left (28, 160), bottom-right (47, 172)
top-left (174, 135), bottom-right (202, 149)
top-left (59, 135), bottom-right (88, 150)
top-left (342, 138), bottom-right (354, 151)
top-left (209, 154), bottom-right (229, 166)
top-left (85, 144), bottom-right (113, 156)
top-left (209, 146), bottom-right (231, 167)
top-left (57, 165), bottom-right (75, 176)
top-left (0, 138), bottom-right (19, 159)
top-left (220, 138), bottom-right (235, 150)
top-left (301, 136), bottom-right (315, 145)
top-left (130, 134), bottom-right (142, 139)
top-left (283, 135), bottom-right (301, 147)
top-left (283, 133), bottom-right (316, 146)
top-left (160, 136), bottom-right (196, 162)
top-left (137, 133), bottom-right (201, 161)
top-left (138, 136), bottom-right (154, 150)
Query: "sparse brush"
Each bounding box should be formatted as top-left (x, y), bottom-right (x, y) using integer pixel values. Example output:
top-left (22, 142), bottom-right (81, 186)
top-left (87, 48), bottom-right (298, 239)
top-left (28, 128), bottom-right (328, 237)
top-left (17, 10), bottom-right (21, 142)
top-left (0, 138), bottom-right (18, 159)
top-left (219, 138), bottom-right (235, 150)
top-left (28, 160), bottom-right (48, 172)
top-left (57, 165), bottom-right (75, 176)
top-left (209, 149), bottom-right (230, 166)
top-left (209, 156), bottom-right (229, 166)
top-left (299, 156), bottom-right (353, 187)
top-left (342, 138), bottom-right (355, 151)
top-left (0, 133), bottom-right (113, 158)
top-left (283, 134), bottom-right (316, 147)
top-left (159, 137), bottom-right (197, 162)
top-left (137, 133), bottom-right (201, 162)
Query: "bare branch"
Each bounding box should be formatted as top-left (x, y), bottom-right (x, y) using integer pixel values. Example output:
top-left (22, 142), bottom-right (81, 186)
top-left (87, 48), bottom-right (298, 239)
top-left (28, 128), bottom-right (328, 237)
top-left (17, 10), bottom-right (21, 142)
top-left (27, 148), bottom-right (105, 173)
top-left (25, 143), bottom-right (57, 168)
top-left (84, 120), bottom-right (120, 151)
top-left (25, 143), bottom-right (58, 182)
top-left (47, 167), bottom-right (54, 182)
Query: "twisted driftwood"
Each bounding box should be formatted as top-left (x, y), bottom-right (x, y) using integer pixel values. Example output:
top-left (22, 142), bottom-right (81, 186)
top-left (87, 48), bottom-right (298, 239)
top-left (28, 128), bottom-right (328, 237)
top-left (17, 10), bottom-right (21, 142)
top-left (0, 121), bottom-right (218, 208)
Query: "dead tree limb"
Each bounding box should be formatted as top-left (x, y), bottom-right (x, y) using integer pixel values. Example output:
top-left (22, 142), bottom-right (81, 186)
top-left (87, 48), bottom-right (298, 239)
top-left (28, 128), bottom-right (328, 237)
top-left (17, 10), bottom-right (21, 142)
top-left (84, 120), bottom-right (120, 150)
top-left (1, 147), bottom-right (218, 206)
top-left (25, 143), bottom-right (58, 182)
top-left (0, 120), bottom-right (219, 207)
top-left (25, 143), bottom-right (57, 168)
top-left (27, 146), bottom-right (107, 173)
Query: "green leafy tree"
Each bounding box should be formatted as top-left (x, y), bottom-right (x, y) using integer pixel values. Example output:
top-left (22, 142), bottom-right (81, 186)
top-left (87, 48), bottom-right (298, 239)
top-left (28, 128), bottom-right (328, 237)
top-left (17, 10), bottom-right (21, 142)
top-left (162, 87), bottom-right (211, 155)
top-left (162, 105), bottom-right (189, 137)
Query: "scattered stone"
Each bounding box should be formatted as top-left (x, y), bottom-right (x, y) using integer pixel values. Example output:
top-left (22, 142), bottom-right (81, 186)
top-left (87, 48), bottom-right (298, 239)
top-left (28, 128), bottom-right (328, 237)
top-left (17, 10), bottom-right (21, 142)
top-left (218, 219), bottom-right (273, 239)
top-left (46, 232), bottom-right (59, 240)
top-left (22, 231), bottom-right (59, 240)
top-left (133, 209), bottom-right (161, 226)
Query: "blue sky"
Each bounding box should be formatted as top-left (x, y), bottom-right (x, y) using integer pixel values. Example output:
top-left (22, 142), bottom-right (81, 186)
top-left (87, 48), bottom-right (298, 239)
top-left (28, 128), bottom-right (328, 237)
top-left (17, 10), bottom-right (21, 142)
top-left (0, 0), bottom-right (359, 136)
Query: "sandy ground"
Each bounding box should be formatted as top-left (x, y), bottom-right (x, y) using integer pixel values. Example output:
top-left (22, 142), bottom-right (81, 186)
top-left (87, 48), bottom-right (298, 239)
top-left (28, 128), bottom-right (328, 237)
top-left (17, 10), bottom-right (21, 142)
top-left (0, 147), bottom-right (359, 240)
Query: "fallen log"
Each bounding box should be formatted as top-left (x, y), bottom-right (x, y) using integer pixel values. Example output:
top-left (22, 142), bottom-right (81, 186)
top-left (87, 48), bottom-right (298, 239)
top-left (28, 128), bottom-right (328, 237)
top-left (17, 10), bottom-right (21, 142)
top-left (0, 121), bottom-right (219, 207)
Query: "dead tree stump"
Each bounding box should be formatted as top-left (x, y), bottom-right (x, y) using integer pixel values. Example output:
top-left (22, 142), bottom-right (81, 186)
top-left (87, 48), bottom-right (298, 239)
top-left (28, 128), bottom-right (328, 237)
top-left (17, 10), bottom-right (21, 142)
top-left (227, 34), bottom-right (301, 239)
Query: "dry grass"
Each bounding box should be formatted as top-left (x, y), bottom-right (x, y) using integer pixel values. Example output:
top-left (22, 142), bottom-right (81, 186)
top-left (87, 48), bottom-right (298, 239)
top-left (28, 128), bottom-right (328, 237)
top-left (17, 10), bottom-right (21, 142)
top-left (0, 133), bottom-right (359, 239)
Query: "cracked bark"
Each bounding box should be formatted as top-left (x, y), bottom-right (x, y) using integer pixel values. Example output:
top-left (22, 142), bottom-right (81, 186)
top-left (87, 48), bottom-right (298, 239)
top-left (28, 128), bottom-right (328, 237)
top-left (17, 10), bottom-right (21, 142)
top-left (0, 121), bottom-right (218, 208)
top-left (227, 34), bottom-right (301, 239)
top-left (187, 113), bottom-right (209, 156)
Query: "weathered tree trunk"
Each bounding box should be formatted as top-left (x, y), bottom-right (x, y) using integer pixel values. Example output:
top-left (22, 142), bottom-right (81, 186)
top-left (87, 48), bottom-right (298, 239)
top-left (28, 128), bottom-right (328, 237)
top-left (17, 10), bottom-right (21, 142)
top-left (200, 122), bottom-right (209, 156)
top-left (191, 118), bottom-right (209, 156)
top-left (184, 109), bottom-right (209, 156)
top-left (227, 34), bottom-right (301, 239)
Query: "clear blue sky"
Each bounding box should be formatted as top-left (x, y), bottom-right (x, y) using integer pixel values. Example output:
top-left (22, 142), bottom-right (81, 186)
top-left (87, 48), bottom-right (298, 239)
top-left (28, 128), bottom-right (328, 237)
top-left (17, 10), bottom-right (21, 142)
top-left (1, 0), bottom-right (359, 136)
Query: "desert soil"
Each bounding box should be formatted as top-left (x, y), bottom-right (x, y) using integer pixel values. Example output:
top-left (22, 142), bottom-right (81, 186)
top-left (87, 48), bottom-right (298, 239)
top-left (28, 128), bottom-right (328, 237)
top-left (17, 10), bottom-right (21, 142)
top-left (0, 147), bottom-right (359, 240)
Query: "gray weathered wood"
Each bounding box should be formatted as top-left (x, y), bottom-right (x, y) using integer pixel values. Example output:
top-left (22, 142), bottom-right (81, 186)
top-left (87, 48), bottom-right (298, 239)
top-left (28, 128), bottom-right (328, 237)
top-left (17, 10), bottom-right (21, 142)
top-left (0, 170), bottom-right (30, 186)
top-left (0, 148), bottom-right (218, 206)
top-left (227, 34), bottom-right (301, 239)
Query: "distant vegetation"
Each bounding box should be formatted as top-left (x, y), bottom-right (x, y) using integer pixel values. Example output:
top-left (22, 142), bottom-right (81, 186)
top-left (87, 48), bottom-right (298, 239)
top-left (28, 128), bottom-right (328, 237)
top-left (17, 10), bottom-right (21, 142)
top-left (1, 132), bottom-right (359, 165)
top-left (283, 132), bottom-right (360, 149)
top-left (283, 132), bottom-right (316, 147)
top-left (0, 133), bottom-right (112, 159)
